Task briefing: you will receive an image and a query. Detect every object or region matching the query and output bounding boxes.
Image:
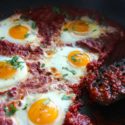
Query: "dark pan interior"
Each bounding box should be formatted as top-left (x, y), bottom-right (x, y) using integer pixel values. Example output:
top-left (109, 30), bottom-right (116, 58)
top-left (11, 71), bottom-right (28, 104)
top-left (0, 0), bottom-right (125, 27)
top-left (0, 0), bottom-right (125, 125)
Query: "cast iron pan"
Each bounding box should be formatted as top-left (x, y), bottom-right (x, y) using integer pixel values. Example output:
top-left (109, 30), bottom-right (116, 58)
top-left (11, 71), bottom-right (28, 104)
top-left (0, 0), bottom-right (125, 125)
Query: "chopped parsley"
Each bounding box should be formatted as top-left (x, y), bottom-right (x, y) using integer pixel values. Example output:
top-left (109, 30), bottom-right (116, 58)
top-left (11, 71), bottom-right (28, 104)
top-left (61, 95), bottom-right (72, 100)
top-left (62, 67), bottom-right (76, 75)
top-left (22, 104), bottom-right (28, 110)
top-left (0, 37), bottom-right (5, 40)
top-left (71, 55), bottom-right (77, 62)
top-left (63, 28), bottom-right (68, 31)
top-left (4, 106), bottom-right (8, 114)
top-left (92, 29), bottom-right (97, 32)
top-left (31, 21), bottom-right (36, 29)
top-left (63, 74), bottom-right (68, 77)
top-left (20, 15), bottom-right (37, 29)
top-left (24, 33), bottom-right (30, 38)
top-left (4, 104), bottom-right (17, 116)
top-left (7, 56), bottom-right (24, 69)
top-left (52, 6), bottom-right (61, 14)
top-left (41, 63), bottom-right (45, 68)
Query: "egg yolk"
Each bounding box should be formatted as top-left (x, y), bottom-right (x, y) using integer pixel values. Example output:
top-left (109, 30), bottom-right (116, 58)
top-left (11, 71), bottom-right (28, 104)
top-left (0, 62), bottom-right (16, 79)
top-left (9, 25), bottom-right (29, 40)
top-left (63, 20), bottom-right (89, 33)
top-left (68, 50), bottom-right (90, 67)
top-left (28, 98), bottom-right (58, 125)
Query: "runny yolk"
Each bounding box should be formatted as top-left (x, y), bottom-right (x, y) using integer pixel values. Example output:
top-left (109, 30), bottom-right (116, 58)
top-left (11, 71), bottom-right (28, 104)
top-left (0, 62), bottom-right (16, 79)
top-left (9, 25), bottom-right (29, 40)
top-left (63, 20), bottom-right (89, 33)
top-left (28, 98), bottom-right (58, 125)
top-left (68, 50), bottom-right (90, 67)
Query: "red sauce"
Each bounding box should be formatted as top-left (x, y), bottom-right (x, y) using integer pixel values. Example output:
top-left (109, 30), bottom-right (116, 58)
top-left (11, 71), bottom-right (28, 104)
top-left (23, 5), bottom-right (65, 45)
top-left (84, 59), bottom-right (125, 105)
top-left (19, 62), bottom-right (52, 93)
top-left (64, 112), bottom-right (94, 125)
top-left (0, 5), bottom-right (125, 125)
top-left (0, 40), bottom-right (43, 60)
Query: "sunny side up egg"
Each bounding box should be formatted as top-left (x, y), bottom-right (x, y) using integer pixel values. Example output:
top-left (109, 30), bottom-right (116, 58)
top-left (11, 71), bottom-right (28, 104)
top-left (0, 14), bottom-right (41, 45)
top-left (12, 91), bottom-right (75, 125)
top-left (0, 55), bottom-right (28, 91)
top-left (43, 46), bottom-right (99, 84)
top-left (60, 16), bottom-right (102, 44)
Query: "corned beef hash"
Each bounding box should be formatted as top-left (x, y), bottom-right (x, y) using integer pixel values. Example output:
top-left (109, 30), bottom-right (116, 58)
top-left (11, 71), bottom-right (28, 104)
top-left (0, 5), bottom-right (124, 125)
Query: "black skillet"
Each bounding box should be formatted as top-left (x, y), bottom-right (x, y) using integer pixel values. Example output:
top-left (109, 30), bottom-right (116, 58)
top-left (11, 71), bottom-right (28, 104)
top-left (0, 0), bottom-right (125, 125)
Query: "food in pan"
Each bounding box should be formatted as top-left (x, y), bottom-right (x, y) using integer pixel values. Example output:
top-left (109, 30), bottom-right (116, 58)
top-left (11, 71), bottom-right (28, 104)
top-left (0, 5), bottom-right (124, 125)
top-left (60, 16), bottom-right (118, 45)
top-left (11, 91), bottom-right (74, 125)
top-left (0, 55), bottom-right (28, 91)
top-left (60, 16), bottom-right (102, 44)
top-left (84, 58), bottom-right (125, 105)
top-left (24, 6), bottom-right (124, 54)
top-left (0, 14), bottom-right (41, 46)
top-left (43, 46), bottom-right (99, 83)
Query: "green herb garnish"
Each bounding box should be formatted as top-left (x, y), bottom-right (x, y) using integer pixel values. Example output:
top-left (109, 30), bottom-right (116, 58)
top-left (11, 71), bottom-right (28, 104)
top-left (4, 104), bottom-right (17, 116)
top-left (0, 37), bottom-right (5, 40)
top-left (52, 6), bottom-right (61, 14)
top-left (7, 56), bottom-right (24, 69)
top-left (62, 67), bottom-right (76, 75)
top-left (31, 21), bottom-right (36, 29)
top-left (92, 29), bottom-right (97, 32)
top-left (63, 74), bottom-right (68, 77)
top-left (63, 28), bottom-right (68, 31)
top-left (71, 56), bottom-right (77, 62)
top-left (4, 106), bottom-right (9, 114)
top-left (22, 104), bottom-right (28, 110)
top-left (41, 63), bottom-right (45, 68)
top-left (24, 33), bottom-right (30, 38)
top-left (61, 95), bottom-right (71, 100)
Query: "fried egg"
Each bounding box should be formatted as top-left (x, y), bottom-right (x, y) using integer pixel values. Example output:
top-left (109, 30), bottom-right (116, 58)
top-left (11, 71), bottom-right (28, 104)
top-left (0, 56), bottom-right (28, 91)
top-left (0, 14), bottom-right (41, 45)
top-left (12, 91), bottom-right (74, 125)
top-left (60, 16), bottom-right (102, 44)
top-left (43, 46), bottom-right (99, 83)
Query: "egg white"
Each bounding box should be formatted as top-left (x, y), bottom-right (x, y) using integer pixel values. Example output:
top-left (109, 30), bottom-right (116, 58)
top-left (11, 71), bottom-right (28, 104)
top-left (0, 56), bottom-right (28, 91)
top-left (0, 14), bottom-right (41, 45)
top-left (12, 91), bottom-right (74, 125)
top-left (60, 16), bottom-right (102, 44)
top-left (43, 46), bottom-right (99, 83)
